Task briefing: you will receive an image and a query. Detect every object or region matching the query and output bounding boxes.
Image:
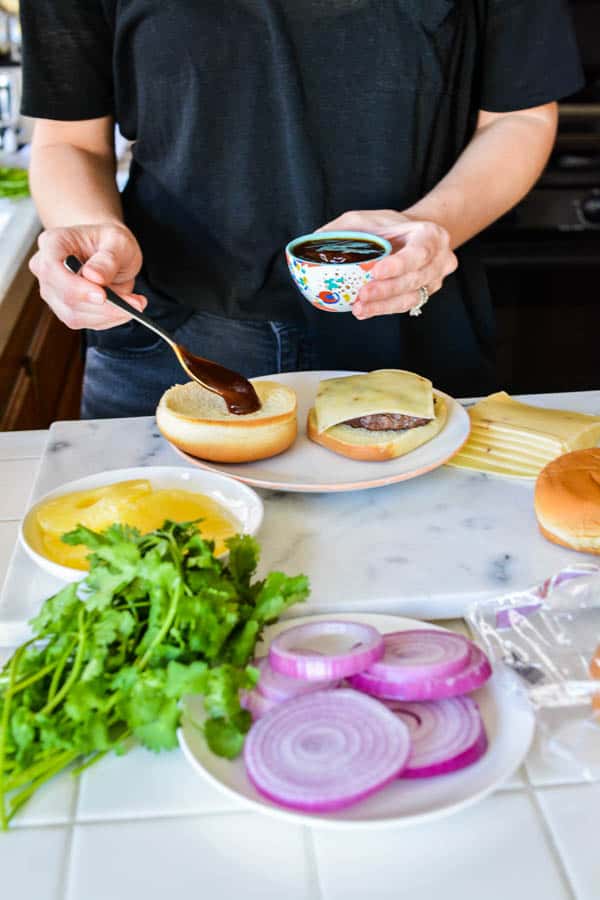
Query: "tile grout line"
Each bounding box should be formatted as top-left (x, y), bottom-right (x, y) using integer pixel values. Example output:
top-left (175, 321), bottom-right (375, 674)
top-left (522, 773), bottom-right (576, 900)
top-left (10, 807), bottom-right (256, 831)
top-left (56, 774), bottom-right (82, 900)
top-left (73, 806), bottom-right (256, 828)
top-left (303, 828), bottom-right (325, 900)
top-left (525, 778), bottom-right (599, 793)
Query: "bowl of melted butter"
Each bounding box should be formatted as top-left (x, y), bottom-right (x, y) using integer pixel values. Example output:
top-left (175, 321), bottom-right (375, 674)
top-left (20, 466), bottom-right (264, 581)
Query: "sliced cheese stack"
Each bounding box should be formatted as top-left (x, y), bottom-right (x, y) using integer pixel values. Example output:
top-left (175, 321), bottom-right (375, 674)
top-left (447, 392), bottom-right (600, 478)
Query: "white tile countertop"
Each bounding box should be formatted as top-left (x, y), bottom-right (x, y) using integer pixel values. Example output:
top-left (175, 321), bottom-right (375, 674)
top-left (0, 404), bottom-right (599, 900)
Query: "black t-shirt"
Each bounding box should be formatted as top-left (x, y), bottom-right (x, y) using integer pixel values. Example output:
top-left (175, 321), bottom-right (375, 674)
top-left (20, 1), bottom-right (583, 396)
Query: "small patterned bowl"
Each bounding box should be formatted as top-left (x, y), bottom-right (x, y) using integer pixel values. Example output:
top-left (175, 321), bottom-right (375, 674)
top-left (285, 230), bottom-right (392, 313)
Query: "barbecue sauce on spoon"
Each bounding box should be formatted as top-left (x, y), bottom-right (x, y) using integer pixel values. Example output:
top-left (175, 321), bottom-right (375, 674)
top-left (177, 347), bottom-right (261, 415)
top-left (63, 255), bottom-right (261, 416)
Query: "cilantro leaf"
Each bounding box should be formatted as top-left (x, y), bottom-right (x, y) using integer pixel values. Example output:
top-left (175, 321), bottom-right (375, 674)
top-left (204, 717), bottom-right (246, 759)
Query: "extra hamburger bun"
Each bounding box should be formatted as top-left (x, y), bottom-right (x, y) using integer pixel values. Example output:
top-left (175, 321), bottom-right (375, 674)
top-left (534, 448), bottom-right (600, 554)
top-left (157, 380), bottom-right (297, 463)
top-left (307, 395), bottom-right (448, 462)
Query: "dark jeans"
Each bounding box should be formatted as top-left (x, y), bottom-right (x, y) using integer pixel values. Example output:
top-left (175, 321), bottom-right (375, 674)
top-left (82, 310), bottom-right (316, 419)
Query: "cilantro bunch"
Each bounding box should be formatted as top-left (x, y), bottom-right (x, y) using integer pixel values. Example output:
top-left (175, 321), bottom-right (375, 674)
top-left (0, 521), bottom-right (309, 829)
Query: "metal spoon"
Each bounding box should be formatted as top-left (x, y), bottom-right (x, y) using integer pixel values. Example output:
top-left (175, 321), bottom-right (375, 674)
top-left (64, 256), bottom-right (261, 415)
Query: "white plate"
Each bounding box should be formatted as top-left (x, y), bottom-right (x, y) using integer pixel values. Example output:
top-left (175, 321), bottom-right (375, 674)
top-left (178, 612), bottom-right (535, 830)
top-left (170, 371), bottom-right (470, 492)
top-left (20, 465), bottom-right (264, 582)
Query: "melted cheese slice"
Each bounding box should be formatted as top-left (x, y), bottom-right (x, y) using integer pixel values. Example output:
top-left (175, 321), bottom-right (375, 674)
top-left (314, 370), bottom-right (435, 434)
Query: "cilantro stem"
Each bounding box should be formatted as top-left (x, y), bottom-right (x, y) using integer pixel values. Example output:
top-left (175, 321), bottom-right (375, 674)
top-left (4, 750), bottom-right (74, 792)
top-left (136, 578), bottom-right (182, 671)
top-left (47, 638), bottom-right (77, 703)
top-left (0, 647), bottom-right (24, 830)
top-left (40, 609), bottom-right (86, 716)
top-left (8, 660), bottom-right (61, 697)
top-left (7, 751), bottom-right (79, 824)
top-left (70, 750), bottom-right (106, 777)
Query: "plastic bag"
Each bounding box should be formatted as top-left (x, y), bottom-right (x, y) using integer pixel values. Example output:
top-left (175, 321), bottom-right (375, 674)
top-left (468, 564), bottom-right (600, 780)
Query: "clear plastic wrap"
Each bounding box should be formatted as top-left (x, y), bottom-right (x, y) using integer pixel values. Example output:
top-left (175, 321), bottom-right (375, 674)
top-left (468, 564), bottom-right (600, 780)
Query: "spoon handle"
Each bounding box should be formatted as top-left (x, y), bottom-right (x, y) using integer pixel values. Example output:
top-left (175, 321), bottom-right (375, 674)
top-left (64, 256), bottom-right (176, 349)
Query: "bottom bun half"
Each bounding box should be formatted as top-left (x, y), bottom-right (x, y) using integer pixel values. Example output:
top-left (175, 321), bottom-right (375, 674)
top-left (157, 380), bottom-right (297, 463)
top-left (306, 395), bottom-right (448, 461)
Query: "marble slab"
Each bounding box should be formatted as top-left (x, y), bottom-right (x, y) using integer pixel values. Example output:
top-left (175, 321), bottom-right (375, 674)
top-left (1, 391), bottom-right (599, 643)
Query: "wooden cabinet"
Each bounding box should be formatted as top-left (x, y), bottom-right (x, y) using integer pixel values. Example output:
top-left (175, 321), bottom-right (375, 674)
top-left (0, 283), bottom-right (83, 430)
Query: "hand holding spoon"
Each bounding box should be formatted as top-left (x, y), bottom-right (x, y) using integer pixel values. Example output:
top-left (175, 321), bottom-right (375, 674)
top-left (64, 256), bottom-right (261, 415)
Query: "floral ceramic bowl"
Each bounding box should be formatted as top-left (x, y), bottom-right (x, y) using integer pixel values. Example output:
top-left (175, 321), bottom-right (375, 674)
top-left (285, 230), bottom-right (392, 313)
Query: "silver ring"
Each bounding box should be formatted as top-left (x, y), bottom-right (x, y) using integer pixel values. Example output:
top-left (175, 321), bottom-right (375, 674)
top-left (410, 285), bottom-right (430, 317)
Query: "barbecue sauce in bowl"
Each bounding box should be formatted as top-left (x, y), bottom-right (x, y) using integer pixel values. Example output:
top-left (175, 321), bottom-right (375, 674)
top-left (292, 237), bottom-right (387, 265)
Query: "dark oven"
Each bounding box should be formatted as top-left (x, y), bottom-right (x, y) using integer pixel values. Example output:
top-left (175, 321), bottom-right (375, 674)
top-left (480, 0), bottom-right (600, 395)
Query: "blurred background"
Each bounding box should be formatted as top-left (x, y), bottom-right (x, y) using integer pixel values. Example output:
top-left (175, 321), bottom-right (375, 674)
top-left (0, 0), bottom-right (598, 430)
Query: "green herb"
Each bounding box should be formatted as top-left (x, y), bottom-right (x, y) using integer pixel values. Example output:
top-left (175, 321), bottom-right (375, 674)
top-left (0, 168), bottom-right (29, 199)
top-left (0, 521), bottom-right (309, 829)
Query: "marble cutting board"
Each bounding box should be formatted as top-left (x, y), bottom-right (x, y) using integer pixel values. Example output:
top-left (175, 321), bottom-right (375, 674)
top-left (1, 392), bottom-right (599, 645)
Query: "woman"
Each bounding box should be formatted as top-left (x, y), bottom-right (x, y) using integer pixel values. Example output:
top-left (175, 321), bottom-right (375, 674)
top-left (20, 1), bottom-right (582, 418)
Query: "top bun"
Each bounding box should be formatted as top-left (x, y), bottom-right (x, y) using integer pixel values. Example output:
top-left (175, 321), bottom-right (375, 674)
top-left (534, 448), bottom-right (600, 554)
top-left (157, 380), bottom-right (297, 463)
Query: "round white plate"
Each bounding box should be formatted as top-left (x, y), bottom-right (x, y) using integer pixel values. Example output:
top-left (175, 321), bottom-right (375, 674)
top-left (178, 612), bottom-right (535, 830)
top-left (20, 465), bottom-right (264, 582)
top-left (169, 371), bottom-right (470, 492)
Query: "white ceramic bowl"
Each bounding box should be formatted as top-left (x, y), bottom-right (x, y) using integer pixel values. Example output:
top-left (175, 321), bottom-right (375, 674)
top-left (20, 466), bottom-right (264, 582)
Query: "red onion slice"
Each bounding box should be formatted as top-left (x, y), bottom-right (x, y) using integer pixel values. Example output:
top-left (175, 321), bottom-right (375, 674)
top-left (348, 645), bottom-right (492, 701)
top-left (366, 630), bottom-right (471, 683)
top-left (255, 656), bottom-right (338, 701)
top-left (268, 621), bottom-right (384, 681)
top-left (244, 688), bottom-right (411, 812)
top-left (240, 688), bottom-right (279, 721)
top-left (385, 697), bottom-right (488, 778)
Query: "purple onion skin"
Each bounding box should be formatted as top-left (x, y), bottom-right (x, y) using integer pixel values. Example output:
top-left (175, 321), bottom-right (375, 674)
top-left (367, 630), bottom-right (471, 682)
top-left (254, 656), bottom-right (338, 702)
top-left (268, 621), bottom-right (385, 681)
top-left (401, 728), bottom-right (488, 779)
top-left (243, 689), bottom-right (411, 813)
top-left (246, 766), bottom-right (405, 814)
top-left (348, 647), bottom-right (492, 701)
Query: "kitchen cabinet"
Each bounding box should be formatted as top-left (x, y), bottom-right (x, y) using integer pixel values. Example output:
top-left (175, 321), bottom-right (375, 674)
top-left (0, 281), bottom-right (83, 429)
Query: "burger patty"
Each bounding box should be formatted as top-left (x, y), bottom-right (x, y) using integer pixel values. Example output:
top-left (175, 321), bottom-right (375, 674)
top-left (344, 413), bottom-right (432, 432)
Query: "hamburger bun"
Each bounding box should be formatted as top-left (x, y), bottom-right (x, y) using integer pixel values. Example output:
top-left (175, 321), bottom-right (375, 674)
top-left (534, 448), bottom-right (600, 554)
top-left (157, 380), bottom-right (297, 463)
top-left (307, 395), bottom-right (448, 462)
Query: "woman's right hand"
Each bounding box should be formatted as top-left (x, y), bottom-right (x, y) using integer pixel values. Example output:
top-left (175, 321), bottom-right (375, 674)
top-left (29, 222), bottom-right (147, 330)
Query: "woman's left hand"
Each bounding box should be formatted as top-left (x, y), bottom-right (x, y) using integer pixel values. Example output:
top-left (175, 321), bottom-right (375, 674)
top-left (319, 210), bottom-right (458, 319)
